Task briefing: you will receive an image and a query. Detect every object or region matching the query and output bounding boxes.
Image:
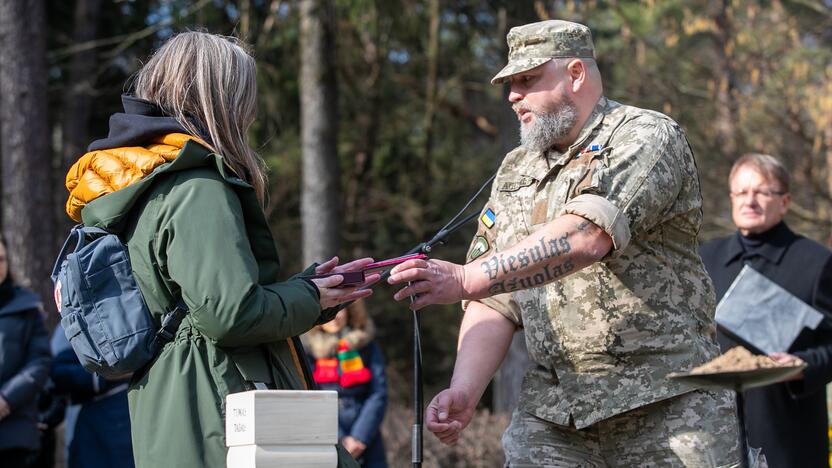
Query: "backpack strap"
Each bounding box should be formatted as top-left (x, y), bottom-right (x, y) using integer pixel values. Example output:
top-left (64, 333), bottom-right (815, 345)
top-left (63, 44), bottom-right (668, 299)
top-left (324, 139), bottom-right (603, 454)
top-left (51, 226), bottom-right (83, 283)
top-left (152, 261), bottom-right (190, 349)
top-left (153, 299), bottom-right (188, 347)
top-left (50, 225), bottom-right (111, 283)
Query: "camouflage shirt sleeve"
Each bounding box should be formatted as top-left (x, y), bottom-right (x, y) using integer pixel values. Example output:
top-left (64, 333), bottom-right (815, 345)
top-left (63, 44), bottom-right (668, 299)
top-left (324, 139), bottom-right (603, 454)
top-left (461, 206), bottom-right (523, 328)
top-left (559, 118), bottom-right (684, 258)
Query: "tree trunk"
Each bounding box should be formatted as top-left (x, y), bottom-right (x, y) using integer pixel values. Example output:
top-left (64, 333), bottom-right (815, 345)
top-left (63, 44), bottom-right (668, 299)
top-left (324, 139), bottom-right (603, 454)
top-left (494, 8), bottom-right (518, 162)
top-left (59, 0), bottom-right (101, 236)
top-left (421, 0), bottom-right (440, 166)
top-left (299, 0), bottom-right (340, 265)
top-left (710, 0), bottom-right (739, 159)
top-left (0, 0), bottom-right (55, 315)
top-left (345, 5), bottom-right (382, 233)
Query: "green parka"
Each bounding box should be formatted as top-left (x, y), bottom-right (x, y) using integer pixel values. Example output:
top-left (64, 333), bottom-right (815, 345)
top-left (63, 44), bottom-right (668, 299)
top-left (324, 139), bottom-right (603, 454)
top-left (75, 137), bottom-right (358, 467)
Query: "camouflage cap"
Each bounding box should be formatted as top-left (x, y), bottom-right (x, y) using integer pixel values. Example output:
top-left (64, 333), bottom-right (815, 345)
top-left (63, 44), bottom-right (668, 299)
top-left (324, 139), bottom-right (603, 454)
top-left (491, 20), bottom-right (595, 85)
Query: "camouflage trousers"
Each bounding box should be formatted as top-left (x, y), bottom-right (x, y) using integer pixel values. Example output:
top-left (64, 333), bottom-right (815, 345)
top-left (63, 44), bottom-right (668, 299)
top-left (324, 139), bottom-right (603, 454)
top-left (502, 390), bottom-right (740, 467)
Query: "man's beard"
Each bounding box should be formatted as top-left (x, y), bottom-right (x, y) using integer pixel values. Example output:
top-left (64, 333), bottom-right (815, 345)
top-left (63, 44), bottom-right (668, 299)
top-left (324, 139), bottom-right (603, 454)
top-left (517, 98), bottom-right (579, 152)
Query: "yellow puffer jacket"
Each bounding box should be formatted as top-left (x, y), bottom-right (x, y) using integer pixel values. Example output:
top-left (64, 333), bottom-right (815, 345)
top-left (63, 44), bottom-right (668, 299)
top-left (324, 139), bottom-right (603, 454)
top-left (65, 133), bottom-right (203, 222)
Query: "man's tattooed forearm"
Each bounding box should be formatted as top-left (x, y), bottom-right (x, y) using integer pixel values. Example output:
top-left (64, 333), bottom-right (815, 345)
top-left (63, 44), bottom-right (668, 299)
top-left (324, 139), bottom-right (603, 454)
top-left (479, 234), bottom-right (572, 281)
top-left (487, 261), bottom-right (575, 294)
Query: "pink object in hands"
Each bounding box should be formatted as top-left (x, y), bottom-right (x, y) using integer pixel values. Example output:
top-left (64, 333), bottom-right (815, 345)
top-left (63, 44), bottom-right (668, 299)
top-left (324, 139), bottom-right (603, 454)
top-left (364, 253), bottom-right (428, 271)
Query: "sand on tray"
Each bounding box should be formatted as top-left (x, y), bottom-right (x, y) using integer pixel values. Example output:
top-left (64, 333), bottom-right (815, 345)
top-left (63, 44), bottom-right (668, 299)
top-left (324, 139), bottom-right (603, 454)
top-left (689, 346), bottom-right (804, 374)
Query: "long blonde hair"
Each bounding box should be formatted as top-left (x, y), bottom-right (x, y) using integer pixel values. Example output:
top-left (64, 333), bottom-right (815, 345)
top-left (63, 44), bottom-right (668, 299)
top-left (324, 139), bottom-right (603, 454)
top-left (132, 31), bottom-right (267, 205)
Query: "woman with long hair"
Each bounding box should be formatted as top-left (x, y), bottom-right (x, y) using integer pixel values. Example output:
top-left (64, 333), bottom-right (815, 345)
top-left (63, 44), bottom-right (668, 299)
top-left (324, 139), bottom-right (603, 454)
top-left (63, 32), bottom-right (374, 467)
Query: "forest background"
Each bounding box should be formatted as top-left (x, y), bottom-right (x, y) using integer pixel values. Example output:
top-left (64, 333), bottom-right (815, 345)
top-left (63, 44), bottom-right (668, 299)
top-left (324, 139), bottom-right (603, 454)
top-left (1, 0), bottom-right (831, 466)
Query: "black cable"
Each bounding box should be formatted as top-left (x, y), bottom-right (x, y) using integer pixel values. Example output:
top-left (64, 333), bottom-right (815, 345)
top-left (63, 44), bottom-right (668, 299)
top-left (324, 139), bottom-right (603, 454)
top-left (411, 296), bottom-right (423, 467)
top-left (429, 211), bottom-right (481, 247)
top-left (435, 173), bottom-right (496, 236)
top-left (378, 173), bottom-right (496, 283)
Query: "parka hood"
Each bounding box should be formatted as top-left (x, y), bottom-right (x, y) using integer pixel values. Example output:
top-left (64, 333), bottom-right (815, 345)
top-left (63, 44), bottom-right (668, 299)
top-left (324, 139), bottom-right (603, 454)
top-left (64, 96), bottom-right (241, 232)
top-left (66, 132), bottom-right (202, 223)
top-left (69, 141), bottom-right (246, 233)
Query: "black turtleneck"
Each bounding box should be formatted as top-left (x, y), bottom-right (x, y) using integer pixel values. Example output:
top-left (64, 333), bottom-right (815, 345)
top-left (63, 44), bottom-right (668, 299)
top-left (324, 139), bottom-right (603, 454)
top-left (737, 221), bottom-right (787, 260)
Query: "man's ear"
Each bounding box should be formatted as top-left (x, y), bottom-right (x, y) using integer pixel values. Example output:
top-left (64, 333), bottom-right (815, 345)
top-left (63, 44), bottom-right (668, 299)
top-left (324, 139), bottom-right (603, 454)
top-left (567, 59), bottom-right (587, 93)
top-left (781, 192), bottom-right (792, 215)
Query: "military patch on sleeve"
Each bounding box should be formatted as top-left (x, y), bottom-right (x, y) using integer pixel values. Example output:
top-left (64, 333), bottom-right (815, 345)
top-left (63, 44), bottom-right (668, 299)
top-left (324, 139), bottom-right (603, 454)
top-left (468, 235), bottom-right (491, 261)
top-left (480, 208), bottom-right (496, 229)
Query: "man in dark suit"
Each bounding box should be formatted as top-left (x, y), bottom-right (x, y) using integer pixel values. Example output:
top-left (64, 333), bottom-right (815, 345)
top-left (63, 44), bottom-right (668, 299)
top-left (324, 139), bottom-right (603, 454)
top-left (700, 153), bottom-right (832, 468)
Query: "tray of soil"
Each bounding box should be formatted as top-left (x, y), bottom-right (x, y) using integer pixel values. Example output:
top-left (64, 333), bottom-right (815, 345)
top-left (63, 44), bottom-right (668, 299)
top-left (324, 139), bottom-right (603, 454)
top-left (668, 346), bottom-right (806, 391)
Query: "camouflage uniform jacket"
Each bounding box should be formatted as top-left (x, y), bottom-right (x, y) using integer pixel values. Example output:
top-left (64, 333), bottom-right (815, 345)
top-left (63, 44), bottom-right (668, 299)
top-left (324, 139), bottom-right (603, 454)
top-left (465, 96), bottom-right (719, 429)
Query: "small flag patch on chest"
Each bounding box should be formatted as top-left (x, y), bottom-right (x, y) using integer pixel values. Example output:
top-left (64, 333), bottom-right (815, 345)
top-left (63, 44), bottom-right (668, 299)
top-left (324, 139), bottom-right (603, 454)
top-left (481, 208), bottom-right (496, 228)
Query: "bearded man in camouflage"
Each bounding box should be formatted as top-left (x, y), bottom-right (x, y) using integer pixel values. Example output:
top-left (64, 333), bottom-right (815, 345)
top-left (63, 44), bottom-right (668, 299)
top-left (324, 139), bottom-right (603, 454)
top-left (388, 20), bottom-right (741, 467)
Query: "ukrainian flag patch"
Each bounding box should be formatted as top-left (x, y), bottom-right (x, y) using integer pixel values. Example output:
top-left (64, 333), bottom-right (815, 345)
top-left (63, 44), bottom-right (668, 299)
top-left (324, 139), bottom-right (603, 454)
top-left (480, 208), bottom-right (496, 229)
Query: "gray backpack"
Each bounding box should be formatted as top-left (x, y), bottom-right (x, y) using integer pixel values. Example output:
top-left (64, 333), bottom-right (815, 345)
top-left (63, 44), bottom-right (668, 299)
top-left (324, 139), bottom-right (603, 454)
top-left (51, 225), bottom-right (187, 379)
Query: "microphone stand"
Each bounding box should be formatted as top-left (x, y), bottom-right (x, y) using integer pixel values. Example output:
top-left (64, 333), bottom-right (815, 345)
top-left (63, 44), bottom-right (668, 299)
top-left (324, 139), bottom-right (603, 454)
top-left (377, 174), bottom-right (495, 468)
top-left (409, 290), bottom-right (422, 467)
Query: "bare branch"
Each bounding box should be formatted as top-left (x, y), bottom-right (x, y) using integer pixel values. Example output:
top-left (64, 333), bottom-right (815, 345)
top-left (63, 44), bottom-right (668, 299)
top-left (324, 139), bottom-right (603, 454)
top-left (786, 0), bottom-right (832, 19)
top-left (48, 0), bottom-right (212, 61)
top-left (256, 0), bottom-right (284, 52)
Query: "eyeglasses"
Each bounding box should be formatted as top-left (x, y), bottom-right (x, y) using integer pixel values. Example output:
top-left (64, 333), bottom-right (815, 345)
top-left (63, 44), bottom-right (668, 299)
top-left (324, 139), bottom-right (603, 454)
top-left (729, 189), bottom-right (786, 199)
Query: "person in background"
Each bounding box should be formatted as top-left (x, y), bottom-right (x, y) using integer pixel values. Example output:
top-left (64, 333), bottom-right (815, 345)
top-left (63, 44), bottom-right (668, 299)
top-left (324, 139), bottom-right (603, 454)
top-left (0, 236), bottom-right (52, 467)
top-left (700, 153), bottom-right (832, 468)
top-left (303, 300), bottom-right (388, 468)
top-left (49, 323), bottom-right (135, 468)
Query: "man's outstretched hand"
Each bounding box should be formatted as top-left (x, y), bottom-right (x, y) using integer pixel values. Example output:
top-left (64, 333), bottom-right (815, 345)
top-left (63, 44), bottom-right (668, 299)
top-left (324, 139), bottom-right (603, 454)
top-left (387, 258), bottom-right (470, 310)
top-left (425, 387), bottom-right (477, 445)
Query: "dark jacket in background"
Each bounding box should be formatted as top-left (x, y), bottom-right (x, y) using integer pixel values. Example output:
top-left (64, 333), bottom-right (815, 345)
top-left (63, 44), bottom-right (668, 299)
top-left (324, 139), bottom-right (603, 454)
top-left (51, 324), bottom-right (134, 468)
top-left (0, 283), bottom-right (51, 451)
top-left (700, 222), bottom-right (832, 468)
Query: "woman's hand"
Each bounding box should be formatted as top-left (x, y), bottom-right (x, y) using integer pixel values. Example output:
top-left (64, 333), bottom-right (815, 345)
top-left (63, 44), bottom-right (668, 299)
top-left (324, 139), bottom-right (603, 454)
top-left (311, 257), bottom-right (381, 310)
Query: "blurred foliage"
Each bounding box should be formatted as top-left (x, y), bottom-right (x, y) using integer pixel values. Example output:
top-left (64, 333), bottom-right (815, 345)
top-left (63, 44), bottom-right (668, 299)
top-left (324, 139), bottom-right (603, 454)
top-left (44, 0), bottom-right (832, 413)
